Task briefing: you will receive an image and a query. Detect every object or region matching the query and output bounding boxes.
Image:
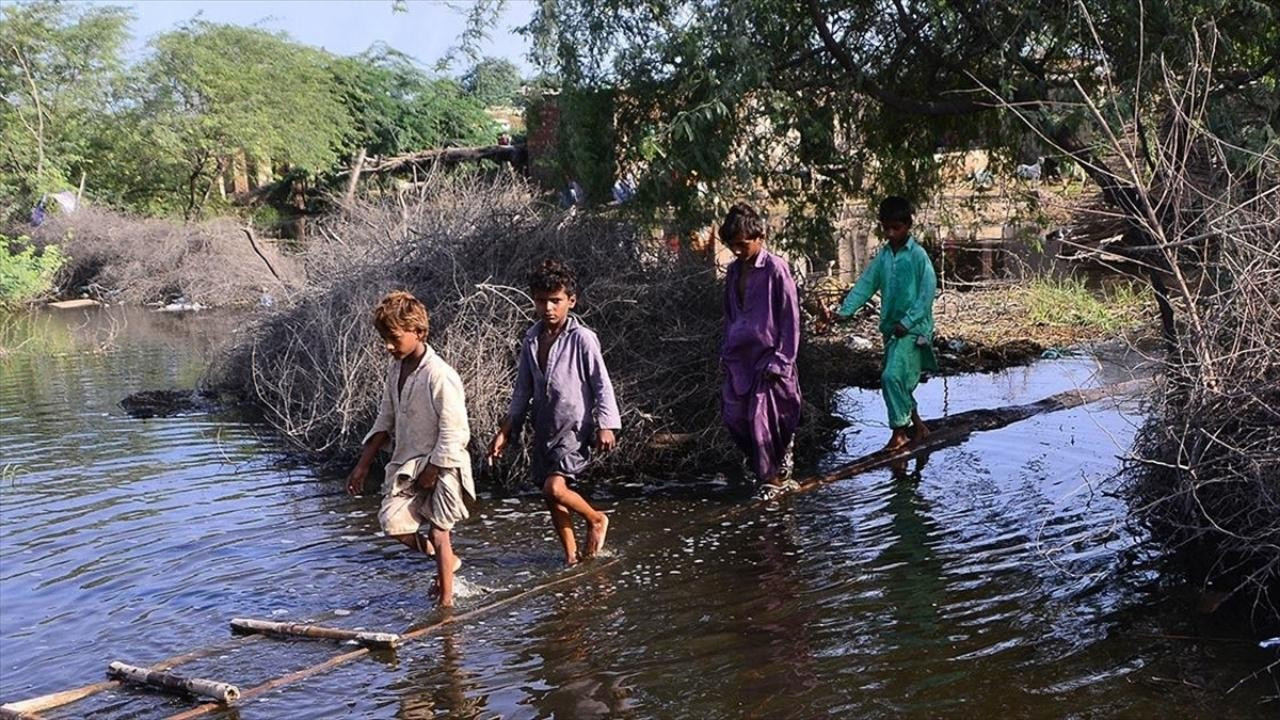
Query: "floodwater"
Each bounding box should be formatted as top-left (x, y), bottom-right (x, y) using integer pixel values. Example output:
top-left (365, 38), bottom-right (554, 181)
top-left (1, 307), bottom-right (1274, 719)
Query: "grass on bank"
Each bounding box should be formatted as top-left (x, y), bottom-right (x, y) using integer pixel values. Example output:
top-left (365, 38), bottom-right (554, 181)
top-left (1023, 276), bottom-right (1149, 333)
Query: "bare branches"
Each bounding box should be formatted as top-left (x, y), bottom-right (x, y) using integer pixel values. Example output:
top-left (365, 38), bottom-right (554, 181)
top-left (208, 174), bottom-right (747, 485)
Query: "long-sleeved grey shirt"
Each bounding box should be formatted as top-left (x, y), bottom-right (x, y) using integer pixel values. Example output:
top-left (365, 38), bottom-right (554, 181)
top-left (506, 315), bottom-right (621, 472)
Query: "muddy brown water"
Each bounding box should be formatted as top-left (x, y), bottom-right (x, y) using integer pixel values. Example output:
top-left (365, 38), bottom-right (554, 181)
top-left (1, 307), bottom-right (1274, 719)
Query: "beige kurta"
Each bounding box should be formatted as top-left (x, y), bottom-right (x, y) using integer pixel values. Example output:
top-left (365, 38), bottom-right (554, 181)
top-left (364, 346), bottom-right (474, 533)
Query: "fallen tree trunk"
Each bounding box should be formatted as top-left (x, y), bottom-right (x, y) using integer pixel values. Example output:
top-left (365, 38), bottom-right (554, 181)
top-left (335, 144), bottom-right (525, 177)
top-left (730, 378), bottom-right (1149, 516)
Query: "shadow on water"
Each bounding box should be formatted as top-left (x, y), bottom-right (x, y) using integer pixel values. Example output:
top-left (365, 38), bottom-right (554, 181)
top-left (1, 308), bottom-right (1276, 718)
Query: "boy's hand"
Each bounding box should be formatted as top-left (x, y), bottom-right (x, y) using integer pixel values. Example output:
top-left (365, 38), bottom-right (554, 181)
top-left (893, 322), bottom-right (909, 338)
top-left (417, 463), bottom-right (440, 490)
top-left (346, 464), bottom-right (368, 496)
top-left (595, 428), bottom-right (617, 452)
top-left (487, 430), bottom-right (508, 460)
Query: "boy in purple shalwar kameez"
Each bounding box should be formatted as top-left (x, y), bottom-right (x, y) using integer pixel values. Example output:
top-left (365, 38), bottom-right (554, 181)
top-left (489, 260), bottom-right (621, 565)
top-left (719, 203), bottom-right (803, 501)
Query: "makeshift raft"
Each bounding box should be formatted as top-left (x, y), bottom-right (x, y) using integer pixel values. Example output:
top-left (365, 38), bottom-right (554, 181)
top-left (0, 380), bottom-right (1144, 719)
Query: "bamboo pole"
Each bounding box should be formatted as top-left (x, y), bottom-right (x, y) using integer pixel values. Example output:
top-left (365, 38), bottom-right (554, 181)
top-left (165, 558), bottom-right (622, 720)
top-left (230, 618), bottom-right (400, 648)
top-left (107, 662), bottom-right (239, 704)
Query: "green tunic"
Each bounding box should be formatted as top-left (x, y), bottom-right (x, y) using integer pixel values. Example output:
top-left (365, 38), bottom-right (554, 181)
top-left (837, 236), bottom-right (939, 428)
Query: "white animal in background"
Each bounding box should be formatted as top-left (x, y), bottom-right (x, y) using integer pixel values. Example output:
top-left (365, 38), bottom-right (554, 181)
top-left (1015, 158), bottom-right (1043, 181)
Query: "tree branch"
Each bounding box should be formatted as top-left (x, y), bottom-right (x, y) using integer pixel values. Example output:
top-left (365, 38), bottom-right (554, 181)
top-left (804, 0), bottom-right (986, 116)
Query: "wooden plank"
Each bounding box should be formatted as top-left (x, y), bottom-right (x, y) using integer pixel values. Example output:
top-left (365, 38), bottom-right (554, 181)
top-left (230, 618), bottom-right (400, 648)
top-left (107, 662), bottom-right (240, 705)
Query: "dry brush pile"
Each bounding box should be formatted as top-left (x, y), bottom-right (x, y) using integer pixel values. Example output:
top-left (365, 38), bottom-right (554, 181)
top-left (26, 207), bottom-right (302, 307)
top-left (1042, 52), bottom-right (1280, 621)
top-left (208, 174), bottom-right (839, 485)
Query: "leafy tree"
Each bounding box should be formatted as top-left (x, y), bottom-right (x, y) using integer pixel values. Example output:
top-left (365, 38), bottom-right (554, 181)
top-left (331, 45), bottom-right (496, 157)
top-left (461, 56), bottom-right (525, 107)
top-left (0, 1), bottom-right (131, 216)
top-left (117, 21), bottom-right (353, 218)
top-left (527, 0), bottom-right (1279, 258)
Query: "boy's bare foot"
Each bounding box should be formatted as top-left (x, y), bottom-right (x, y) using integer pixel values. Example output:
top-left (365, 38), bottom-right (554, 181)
top-left (427, 556), bottom-right (464, 600)
top-left (912, 421), bottom-right (930, 440)
top-left (910, 410), bottom-right (930, 440)
top-left (585, 514), bottom-right (609, 558)
top-left (884, 429), bottom-right (912, 452)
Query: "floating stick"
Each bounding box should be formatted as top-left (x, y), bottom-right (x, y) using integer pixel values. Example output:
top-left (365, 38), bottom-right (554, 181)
top-left (230, 618), bottom-right (400, 648)
top-left (107, 662), bottom-right (240, 704)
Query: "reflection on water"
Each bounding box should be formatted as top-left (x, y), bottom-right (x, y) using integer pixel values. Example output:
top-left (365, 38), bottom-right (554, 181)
top-left (0, 308), bottom-right (1274, 718)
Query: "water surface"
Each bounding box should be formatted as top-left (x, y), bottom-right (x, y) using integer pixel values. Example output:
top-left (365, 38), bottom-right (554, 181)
top-left (0, 308), bottom-right (1274, 718)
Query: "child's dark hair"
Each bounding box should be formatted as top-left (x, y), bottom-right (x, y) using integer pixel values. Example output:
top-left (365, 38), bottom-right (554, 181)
top-left (529, 258), bottom-right (577, 297)
top-left (373, 290), bottom-right (429, 337)
top-left (878, 196), bottom-right (914, 225)
top-left (718, 202), bottom-right (766, 245)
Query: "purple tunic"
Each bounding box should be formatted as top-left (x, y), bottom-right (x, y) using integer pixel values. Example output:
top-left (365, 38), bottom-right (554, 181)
top-left (507, 315), bottom-right (622, 481)
top-left (721, 248), bottom-right (803, 482)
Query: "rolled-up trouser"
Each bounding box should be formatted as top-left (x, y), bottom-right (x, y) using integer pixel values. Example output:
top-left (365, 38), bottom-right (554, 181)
top-left (881, 335), bottom-right (925, 429)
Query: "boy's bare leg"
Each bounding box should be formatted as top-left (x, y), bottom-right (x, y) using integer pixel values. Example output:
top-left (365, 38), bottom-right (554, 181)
top-left (544, 474), bottom-right (607, 562)
top-left (546, 500), bottom-right (578, 565)
top-left (428, 525), bottom-right (456, 608)
top-left (910, 409), bottom-right (930, 440)
top-left (391, 533), bottom-right (462, 601)
top-left (391, 533), bottom-right (433, 558)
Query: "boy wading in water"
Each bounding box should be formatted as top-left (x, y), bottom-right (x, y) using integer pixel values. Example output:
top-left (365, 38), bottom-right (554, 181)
top-left (346, 291), bottom-right (474, 607)
top-left (825, 196), bottom-right (938, 451)
top-left (488, 260), bottom-right (621, 565)
top-left (719, 203), bottom-right (803, 501)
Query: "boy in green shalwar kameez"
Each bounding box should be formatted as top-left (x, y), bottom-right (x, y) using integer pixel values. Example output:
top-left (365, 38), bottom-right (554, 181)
top-left (826, 196), bottom-right (939, 450)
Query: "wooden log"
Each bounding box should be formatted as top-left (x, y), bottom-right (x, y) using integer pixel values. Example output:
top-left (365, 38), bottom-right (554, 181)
top-left (726, 378), bottom-right (1149, 518)
top-left (230, 618), bottom-right (400, 648)
top-left (106, 662), bottom-right (240, 705)
top-left (343, 147), bottom-right (367, 205)
top-left (164, 558), bottom-right (623, 720)
top-left (47, 299), bottom-right (100, 310)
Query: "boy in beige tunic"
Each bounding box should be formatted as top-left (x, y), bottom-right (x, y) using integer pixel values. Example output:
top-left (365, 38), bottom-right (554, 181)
top-left (346, 291), bottom-right (474, 608)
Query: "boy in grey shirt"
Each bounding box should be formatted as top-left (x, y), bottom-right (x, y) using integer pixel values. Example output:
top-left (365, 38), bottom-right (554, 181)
top-left (488, 260), bottom-right (621, 565)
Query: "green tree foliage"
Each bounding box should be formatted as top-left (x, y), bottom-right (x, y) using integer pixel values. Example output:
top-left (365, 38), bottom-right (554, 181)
top-left (331, 45), bottom-right (496, 156)
top-left (0, 1), bottom-right (131, 215)
top-left (528, 0), bottom-right (1279, 257)
top-left (461, 56), bottom-right (525, 107)
top-left (116, 21), bottom-right (353, 218)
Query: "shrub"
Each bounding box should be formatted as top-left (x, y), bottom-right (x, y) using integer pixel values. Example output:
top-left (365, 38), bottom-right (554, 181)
top-left (0, 235), bottom-right (64, 308)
